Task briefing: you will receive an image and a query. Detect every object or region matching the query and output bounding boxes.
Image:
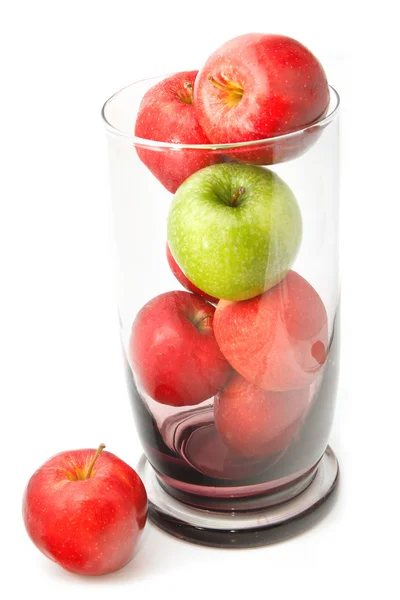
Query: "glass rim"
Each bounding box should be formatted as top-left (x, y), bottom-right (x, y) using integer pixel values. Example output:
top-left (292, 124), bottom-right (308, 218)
top-left (101, 76), bottom-right (340, 150)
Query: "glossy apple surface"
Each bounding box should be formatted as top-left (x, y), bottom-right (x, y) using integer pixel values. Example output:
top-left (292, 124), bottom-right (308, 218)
top-left (194, 34), bottom-right (329, 164)
top-left (129, 291), bottom-right (231, 406)
top-left (166, 244), bottom-right (218, 303)
top-left (167, 163), bottom-right (302, 301)
top-left (134, 71), bottom-right (220, 193)
top-left (23, 445), bottom-right (147, 576)
top-left (214, 270), bottom-right (328, 390)
top-left (214, 374), bottom-right (310, 458)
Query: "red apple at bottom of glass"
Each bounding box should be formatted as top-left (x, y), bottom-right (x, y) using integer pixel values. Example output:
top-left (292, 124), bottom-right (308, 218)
top-left (214, 375), bottom-right (310, 459)
top-left (134, 70), bottom-right (220, 193)
top-left (194, 33), bottom-right (329, 165)
top-left (129, 291), bottom-right (231, 407)
top-left (166, 244), bottom-right (218, 303)
top-left (23, 445), bottom-right (147, 576)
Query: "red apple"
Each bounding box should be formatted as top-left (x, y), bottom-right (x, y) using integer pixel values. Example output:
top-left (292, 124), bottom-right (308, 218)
top-left (214, 374), bottom-right (310, 458)
top-left (134, 71), bottom-right (220, 193)
top-left (194, 34), bottom-right (329, 164)
top-left (214, 271), bottom-right (328, 391)
top-left (23, 444), bottom-right (147, 576)
top-left (129, 291), bottom-right (231, 406)
top-left (166, 244), bottom-right (218, 303)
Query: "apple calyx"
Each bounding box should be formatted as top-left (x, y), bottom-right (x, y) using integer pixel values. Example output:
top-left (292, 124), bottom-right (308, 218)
top-left (207, 74), bottom-right (244, 108)
top-left (176, 81), bottom-right (194, 105)
top-left (231, 186), bottom-right (245, 207)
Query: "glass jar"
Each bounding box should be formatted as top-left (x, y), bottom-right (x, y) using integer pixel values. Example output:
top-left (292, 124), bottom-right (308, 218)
top-left (102, 76), bottom-right (340, 547)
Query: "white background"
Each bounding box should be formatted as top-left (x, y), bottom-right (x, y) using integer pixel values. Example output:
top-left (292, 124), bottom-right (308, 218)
top-left (1, 1), bottom-right (399, 598)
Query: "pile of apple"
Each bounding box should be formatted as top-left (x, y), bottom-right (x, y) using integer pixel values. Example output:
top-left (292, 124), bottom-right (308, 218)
top-left (22, 33), bottom-right (331, 579)
top-left (130, 33), bottom-right (330, 460)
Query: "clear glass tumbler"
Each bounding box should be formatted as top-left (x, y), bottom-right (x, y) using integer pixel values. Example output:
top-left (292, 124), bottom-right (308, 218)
top-left (102, 76), bottom-right (340, 547)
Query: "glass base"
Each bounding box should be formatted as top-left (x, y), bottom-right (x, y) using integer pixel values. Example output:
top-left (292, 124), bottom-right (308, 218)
top-left (137, 446), bottom-right (339, 548)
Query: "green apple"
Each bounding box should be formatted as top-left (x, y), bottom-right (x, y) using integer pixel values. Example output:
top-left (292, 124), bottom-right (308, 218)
top-left (167, 163), bottom-right (302, 302)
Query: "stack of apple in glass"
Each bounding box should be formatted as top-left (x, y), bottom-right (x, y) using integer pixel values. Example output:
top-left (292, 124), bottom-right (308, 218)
top-left (128, 34), bottom-right (336, 505)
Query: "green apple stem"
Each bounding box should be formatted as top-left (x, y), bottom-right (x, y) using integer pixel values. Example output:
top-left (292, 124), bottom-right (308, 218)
top-left (231, 187), bottom-right (245, 207)
top-left (86, 443), bottom-right (106, 479)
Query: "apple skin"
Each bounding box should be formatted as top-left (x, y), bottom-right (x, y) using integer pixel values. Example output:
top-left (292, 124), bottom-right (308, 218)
top-left (194, 33), bottom-right (329, 164)
top-left (167, 162), bottom-right (302, 301)
top-left (214, 270), bottom-right (328, 391)
top-left (166, 244), bottom-right (218, 303)
top-left (129, 291), bottom-right (231, 406)
top-left (214, 374), bottom-right (310, 458)
top-left (23, 447), bottom-right (147, 576)
top-left (134, 71), bottom-right (220, 193)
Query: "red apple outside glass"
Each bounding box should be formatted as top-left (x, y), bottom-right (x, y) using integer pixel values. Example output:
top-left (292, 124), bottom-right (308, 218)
top-left (214, 374), bottom-right (310, 458)
top-left (23, 444), bottom-right (147, 576)
top-left (214, 271), bottom-right (328, 391)
top-left (194, 34), bottom-right (329, 164)
top-left (129, 291), bottom-right (231, 406)
top-left (166, 244), bottom-right (218, 303)
top-left (134, 71), bottom-right (220, 193)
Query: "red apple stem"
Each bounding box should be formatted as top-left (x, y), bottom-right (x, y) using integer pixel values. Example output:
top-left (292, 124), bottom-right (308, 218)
top-left (176, 81), bottom-right (193, 104)
top-left (86, 443), bottom-right (106, 479)
top-left (207, 74), bottom-right (228, 91)
top-left (207, 74), bottom-right (243, 96)
top-left (231, 187), bottom-right (245, 207)
top-left (194, 314), bottom-right (213, 328)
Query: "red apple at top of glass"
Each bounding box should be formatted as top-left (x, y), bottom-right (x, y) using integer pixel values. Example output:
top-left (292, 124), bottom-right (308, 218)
top-left (134, 71), bottom-right (220, 193)
top-left (194, 33), bottom-right (329, 164)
